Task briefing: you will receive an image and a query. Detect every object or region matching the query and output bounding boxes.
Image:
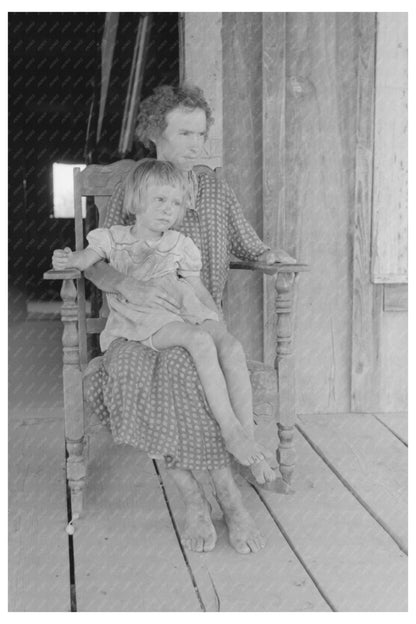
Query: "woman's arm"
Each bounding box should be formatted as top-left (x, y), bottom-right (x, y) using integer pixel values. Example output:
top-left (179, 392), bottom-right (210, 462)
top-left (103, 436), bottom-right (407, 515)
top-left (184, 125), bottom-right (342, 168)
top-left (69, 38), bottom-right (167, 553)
top-left (85, 259), bottom-right (181, 313)
top-left (225, 182), bottom-right (296, 262)
top-left (184, 275), bottom-right (221, 316)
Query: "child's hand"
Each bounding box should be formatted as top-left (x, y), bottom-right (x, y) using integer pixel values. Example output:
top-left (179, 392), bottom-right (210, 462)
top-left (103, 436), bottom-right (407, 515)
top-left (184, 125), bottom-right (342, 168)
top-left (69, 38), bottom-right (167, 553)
top-left (52, 247), bottom-right (74, 270)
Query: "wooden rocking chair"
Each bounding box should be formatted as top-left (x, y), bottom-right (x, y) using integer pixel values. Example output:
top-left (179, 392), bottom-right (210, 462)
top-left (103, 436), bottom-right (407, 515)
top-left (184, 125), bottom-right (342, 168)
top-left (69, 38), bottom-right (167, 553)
top-left (44, 160), bottom-right (308, 518)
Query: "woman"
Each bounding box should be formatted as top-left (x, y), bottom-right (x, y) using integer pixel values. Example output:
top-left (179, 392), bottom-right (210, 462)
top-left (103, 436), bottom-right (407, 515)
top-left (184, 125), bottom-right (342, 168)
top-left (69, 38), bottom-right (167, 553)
top-left (86, 84), bottom-right (295, 554)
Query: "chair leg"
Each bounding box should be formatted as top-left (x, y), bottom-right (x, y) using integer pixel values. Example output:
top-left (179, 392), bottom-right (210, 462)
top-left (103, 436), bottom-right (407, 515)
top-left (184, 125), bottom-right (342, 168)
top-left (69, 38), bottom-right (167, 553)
top-left (274, 272), bottom-right (298, 493)
top-left (277, 423), bottom-right (296, 488)
top-left (61, 278), bottom-right (87, 517)
top-left (66, 438), bottom-right (86, 517)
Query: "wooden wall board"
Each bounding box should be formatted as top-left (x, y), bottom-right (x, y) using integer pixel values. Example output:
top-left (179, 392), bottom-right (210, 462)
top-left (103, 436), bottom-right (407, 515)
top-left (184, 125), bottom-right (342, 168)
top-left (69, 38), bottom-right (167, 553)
top-left (73, 431), bottom-right (202, 612)
top-left (158, 463), bottom-right (331, 612)
top-left (383, 284), bottom-right (408, 312)
top-left (297, 414), bottom-right (407, 553)
top-left (262, 13), bottom-right (286, 366)
top-left (222, 13), bottom-right (264, 362)
top-left (9, 416), bottom-right (70, 611)
top-left (351, 13), bottom-right (385, 413)
top-left (285, 13), bottom-right (358, 413)
top-left (378, 311), bottom-right (408, 412)
top-left (375, 413), bottom-right (408, 445)
top-left (184, 13), bottom-right (223, 169)
top-left (254, 431), bottom-right (408, 611)
top-left (371, 13), bottom-right (408, 283)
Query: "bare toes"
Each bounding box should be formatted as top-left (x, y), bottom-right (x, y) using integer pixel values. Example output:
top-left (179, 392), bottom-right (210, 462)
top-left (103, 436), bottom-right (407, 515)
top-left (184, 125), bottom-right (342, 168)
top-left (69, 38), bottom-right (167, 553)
top-left (232, 539), bottom-right (251, 554)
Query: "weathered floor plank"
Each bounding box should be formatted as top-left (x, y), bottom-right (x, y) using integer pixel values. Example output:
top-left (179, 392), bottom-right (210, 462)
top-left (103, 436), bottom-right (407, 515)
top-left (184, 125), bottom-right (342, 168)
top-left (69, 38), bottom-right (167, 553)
top-left (8, 411), bottom-right (70, 612)
top-left (297, 413), bottom-right (408, 553)
top-left (375, 412), bottom-right (408, 445)
top-left (254, 432), bottom-right (408, 611)
top-left (157, 462), bottom-right (331, 612)
top-left (73, 430), bottom-right (203, 612)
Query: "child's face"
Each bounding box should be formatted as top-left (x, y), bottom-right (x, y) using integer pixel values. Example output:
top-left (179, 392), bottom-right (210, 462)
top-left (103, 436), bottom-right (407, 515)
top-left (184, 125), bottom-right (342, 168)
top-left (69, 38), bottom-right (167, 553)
top-left (137, 182), bottom-right (184, 232)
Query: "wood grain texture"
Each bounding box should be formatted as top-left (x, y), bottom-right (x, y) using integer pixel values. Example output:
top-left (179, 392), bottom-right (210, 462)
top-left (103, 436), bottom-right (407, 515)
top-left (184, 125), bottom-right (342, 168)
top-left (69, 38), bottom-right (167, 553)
top-left (222, 13), bottom-right (264, 362)
top-left (157, 463), bottom-right (331, 612)
top-left (255, 431), bottom-right (408, 611)
top-left (9, 414), bottom-right (70, 611)
top-left (297, 413), bottom-right (408, 553)
top-left (184, 13), bottom-right (223, 169)
top-left (351, 14), bottom-right (407, 412)
top-left (74, 431), bottom-right (202, 612)
top-left (285, 13), bottom-right (358, 413)
top-left (371, 13), bottom-right (408, 283)
top-left (351, 13), bottom-right (383, 412)
top-left (375, 412), bottom-right (408, 445)
top-left (262, 13), bottom-right (286, 366)
top-left (383, 284), bottom-right (408, 312)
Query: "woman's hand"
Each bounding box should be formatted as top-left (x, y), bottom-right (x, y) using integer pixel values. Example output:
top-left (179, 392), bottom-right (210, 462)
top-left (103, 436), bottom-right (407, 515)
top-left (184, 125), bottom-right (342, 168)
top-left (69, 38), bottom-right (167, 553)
top-left (52, 247), bottom-right (74, 270)
top-left (119, 276), bottom-right (181, 314)
top-left (257, 249), bottom-right (297, 265)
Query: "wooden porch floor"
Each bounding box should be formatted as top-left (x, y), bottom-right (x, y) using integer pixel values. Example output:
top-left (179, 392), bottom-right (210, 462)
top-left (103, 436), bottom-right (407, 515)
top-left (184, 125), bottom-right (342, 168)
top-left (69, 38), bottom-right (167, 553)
top-left (9, 321), bottom-right (408, 612)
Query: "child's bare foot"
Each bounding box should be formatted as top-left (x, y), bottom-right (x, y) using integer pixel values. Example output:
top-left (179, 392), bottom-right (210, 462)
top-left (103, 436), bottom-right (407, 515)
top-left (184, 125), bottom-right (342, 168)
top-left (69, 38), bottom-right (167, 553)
top-left (250, 458), bottom-right (277, 485)
top-left (222, 424), bottom-right (265, 466)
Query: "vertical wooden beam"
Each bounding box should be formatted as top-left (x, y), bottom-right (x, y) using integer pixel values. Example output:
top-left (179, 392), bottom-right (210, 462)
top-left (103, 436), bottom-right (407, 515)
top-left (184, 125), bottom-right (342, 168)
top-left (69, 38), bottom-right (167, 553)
top-left (262, 13), bottom-right (287, 366)
top-left (371, 13), bottom-right (408, 284)
top-left (285, 13), bottom-right (357, 414)
top-left (351, 13), bottom-right (384, 411)
top-left (222, 13), bottom-right (263, 361)
top-left (183, 13), bottom-right (223, 169)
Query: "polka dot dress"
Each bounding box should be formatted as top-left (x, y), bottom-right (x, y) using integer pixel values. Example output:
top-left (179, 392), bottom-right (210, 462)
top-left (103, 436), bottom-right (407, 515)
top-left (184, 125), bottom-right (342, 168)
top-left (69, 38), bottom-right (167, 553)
top-left (84, 166), bottom-right (269, 470)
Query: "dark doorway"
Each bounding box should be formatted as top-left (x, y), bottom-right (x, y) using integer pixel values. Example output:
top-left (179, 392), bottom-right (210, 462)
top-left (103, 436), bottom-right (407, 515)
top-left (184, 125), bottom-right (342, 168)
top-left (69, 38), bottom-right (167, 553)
top-left (9, 12), bottom-right (179, 320)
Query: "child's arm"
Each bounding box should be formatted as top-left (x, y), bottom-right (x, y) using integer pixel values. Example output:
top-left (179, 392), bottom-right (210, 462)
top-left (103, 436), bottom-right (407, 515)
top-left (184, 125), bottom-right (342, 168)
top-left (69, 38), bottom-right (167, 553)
top-left (183, 275), bottom-right (221, 317)
top-left (52, 246), bottom-right (102, 272)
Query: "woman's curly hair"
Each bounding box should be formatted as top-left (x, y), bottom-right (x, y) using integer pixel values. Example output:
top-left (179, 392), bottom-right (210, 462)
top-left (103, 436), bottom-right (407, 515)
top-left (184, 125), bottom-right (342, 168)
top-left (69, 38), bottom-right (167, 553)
top-left (135, 84), bottom-right (214, 149)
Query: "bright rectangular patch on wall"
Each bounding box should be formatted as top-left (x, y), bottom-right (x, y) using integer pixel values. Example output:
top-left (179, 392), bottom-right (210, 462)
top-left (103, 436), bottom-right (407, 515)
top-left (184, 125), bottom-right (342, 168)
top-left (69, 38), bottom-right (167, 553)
top-left (52, 163), bottom-right (87, 218)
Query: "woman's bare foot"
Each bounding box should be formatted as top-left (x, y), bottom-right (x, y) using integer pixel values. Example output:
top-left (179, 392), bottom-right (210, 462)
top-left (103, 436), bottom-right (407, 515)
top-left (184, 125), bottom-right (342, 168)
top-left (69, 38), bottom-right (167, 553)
top-left (225, 506), bottom-right (265, 554)
top-left (210, 465), bottom-right (266, 554)
top-left (250, 458), bottom-right (277, 485)
top-left (222, 424), bottom-right (265, 466)
top-left (169, 467), bottom-right (217, 552)
top-left (182, 498), bottom-right (217, 552)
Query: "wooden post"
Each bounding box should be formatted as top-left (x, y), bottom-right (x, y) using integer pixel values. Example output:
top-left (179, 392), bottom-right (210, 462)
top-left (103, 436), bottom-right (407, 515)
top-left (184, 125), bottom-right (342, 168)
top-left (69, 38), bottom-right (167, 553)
top-left (275, 272), bottom-right (297, 491)
top-left (61, 279), bottom-right (86, 517)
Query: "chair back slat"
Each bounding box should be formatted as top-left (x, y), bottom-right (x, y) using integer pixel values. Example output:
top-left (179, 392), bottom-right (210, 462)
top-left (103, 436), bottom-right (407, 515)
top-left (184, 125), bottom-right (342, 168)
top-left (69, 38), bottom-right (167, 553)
top-left (86, 318), bottom-right (107, 334)
top-left (77, 160), bottom-right (136, 197)
top-left (72, 159), bottom-right (137, 359)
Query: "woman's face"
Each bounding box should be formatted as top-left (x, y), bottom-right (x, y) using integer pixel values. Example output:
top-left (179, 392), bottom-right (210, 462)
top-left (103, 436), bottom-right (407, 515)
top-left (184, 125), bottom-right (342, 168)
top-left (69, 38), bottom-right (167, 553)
top-left (153, 107), bottom-right (207, 171)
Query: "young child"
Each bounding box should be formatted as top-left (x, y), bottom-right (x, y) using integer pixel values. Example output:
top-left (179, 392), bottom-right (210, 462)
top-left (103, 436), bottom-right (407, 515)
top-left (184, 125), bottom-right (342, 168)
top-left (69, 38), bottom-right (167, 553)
top-left (52, 159), bottom-right (276, 483)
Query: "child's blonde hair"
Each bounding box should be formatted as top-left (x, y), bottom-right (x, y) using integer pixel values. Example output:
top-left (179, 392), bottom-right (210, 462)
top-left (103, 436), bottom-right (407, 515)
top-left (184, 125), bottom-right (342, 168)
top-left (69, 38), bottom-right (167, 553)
top-left (123, 158), bottom-right (189, 226)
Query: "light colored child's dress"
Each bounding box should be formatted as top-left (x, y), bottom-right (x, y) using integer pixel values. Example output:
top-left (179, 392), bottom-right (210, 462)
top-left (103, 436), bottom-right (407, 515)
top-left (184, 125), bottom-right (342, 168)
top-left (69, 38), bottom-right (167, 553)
top-left (86, 225), bottom-right (219, 351)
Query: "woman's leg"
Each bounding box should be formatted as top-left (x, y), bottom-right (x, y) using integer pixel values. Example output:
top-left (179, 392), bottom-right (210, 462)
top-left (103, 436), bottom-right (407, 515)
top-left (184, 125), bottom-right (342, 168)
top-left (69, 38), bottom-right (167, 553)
top-left (168, 467), bottom-right (217, 552)
top-left (151, 322), bottom-right (264, 466)
top-left (209, 465), bottom-right (265, 553)
top-left (201, 320), bottom-right (277, 484)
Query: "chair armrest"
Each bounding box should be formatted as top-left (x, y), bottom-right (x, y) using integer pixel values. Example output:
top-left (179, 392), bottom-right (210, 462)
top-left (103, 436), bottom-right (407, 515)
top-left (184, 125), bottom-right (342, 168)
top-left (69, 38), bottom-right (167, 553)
top-left (229, 260), bottom-right (310, 275)
top-left (43, 268), bottom-right (82, 280)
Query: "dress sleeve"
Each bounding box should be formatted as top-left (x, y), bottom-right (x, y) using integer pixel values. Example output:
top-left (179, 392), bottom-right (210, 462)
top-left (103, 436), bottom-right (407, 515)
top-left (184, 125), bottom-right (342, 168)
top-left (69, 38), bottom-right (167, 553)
top-left (177, 235), bottom-right (203, 278)
top-left (86, 228), bottom-right (112, 260)
top-left (225, 182), bottom-right (270, 260)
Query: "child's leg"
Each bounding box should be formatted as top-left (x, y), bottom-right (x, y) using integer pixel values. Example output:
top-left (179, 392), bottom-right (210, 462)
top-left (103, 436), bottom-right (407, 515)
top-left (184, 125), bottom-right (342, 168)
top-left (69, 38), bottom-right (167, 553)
top-left (150, 322), bottom-right (264, 466)
top-left (200, 320), bottom-right (277, 484)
